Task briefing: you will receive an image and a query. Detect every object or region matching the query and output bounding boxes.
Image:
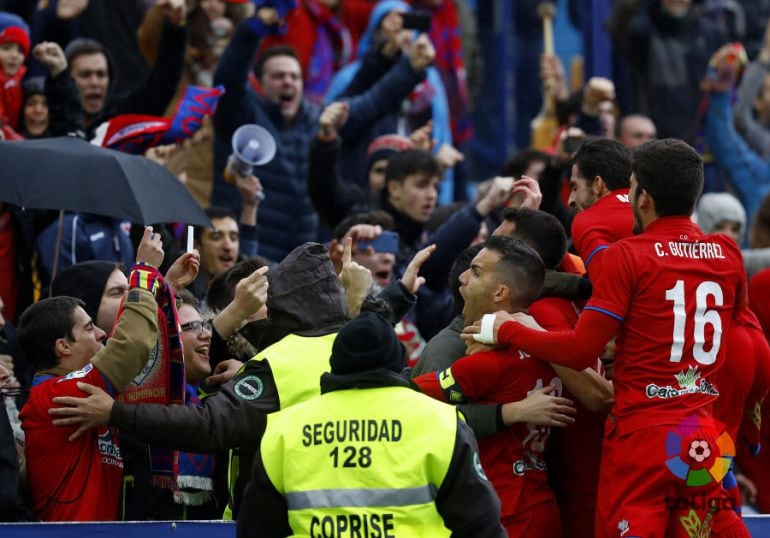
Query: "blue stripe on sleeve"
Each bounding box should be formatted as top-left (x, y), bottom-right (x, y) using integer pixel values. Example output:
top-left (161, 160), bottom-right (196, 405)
top-left (583, 306), bottom-right (624, 322)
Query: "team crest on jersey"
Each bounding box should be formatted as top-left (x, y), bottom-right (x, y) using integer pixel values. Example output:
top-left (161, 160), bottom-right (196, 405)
top-left (60, 363), bottom-right (94, 381)
top-left (645, 366), bottom-right (719, 400)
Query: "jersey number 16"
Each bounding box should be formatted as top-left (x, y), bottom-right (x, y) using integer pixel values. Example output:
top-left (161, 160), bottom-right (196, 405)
top-left (665, 280), bottom-right (723, 365)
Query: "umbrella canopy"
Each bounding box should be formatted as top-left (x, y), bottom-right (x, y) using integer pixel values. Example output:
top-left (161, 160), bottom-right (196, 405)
top-left (0, 137), bottom-right (211, 227)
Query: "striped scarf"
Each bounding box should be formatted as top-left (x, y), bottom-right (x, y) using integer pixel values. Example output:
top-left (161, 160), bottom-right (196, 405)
top-left (116, 269), bottom-right (185, 490)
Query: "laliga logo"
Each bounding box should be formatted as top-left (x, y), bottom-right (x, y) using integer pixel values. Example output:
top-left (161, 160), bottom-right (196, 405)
top-left (664, 415), bottom-right (734, 486)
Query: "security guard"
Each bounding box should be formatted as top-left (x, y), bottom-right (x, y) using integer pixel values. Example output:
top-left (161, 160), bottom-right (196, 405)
top-left (238, 312), bottom-right (505, 537)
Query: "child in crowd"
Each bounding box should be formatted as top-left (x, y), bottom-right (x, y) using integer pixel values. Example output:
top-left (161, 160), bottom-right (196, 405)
top-left (0, 12), bottom-right (29, 137)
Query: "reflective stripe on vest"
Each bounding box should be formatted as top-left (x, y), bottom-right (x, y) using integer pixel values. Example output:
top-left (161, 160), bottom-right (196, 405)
top-left (260, 386), bottom-right (457, 537)
top-left (285, 484), bottom-right (438, 510)
top-left (223, 332), bottom-right (337, 520)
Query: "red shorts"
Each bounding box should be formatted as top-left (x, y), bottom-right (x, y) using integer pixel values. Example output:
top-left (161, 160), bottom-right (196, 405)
top-left (502, 498), bottom-right (561, 538)
top-left (595, 418), bottom-right (750, 538)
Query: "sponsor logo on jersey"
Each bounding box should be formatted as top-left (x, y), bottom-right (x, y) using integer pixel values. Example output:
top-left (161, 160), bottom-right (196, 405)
top-left (645, 367), bottom-right (719, 400)
top-left (97, 429), bottom-right (123, 468)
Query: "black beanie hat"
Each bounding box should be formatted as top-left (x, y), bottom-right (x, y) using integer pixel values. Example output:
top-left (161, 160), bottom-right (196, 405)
top-left (330, 312), bottom-right (405, 375)
top-left (51, 261), bottom-right (121, 322)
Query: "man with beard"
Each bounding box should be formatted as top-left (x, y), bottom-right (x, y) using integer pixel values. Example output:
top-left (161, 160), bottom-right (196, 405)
top-left (467, 139), bottom-right (751, 538)
top-left (568, 139), bottom-right (633, 277)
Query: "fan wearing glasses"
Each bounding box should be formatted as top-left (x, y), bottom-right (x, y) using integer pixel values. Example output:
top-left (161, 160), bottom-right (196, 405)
top-left (177, 291), bottom-right (214, 385)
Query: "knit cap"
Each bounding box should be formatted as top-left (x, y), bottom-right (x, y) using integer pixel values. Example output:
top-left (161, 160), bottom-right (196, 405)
top-left (366, 134), bottom-right (413, 173)
top-left (0, 13), bottom-right (30, 56)
top-left (695, 192), bottom-right (747, 235)
top-left (330, 312), bottom-right (405, 374)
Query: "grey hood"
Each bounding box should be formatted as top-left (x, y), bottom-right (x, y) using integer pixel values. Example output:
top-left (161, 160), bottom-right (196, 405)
top-left (266, 243), bottom-right (349, 336)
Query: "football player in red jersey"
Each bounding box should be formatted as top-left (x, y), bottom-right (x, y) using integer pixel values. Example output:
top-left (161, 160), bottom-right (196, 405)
top-left (465, 139), bottom-right (750, 537)
top-left (496, 207), bottom-right (613, 538)
top-left (413, 236), bottom-right (576, 537)
top-left (569, 139), bottom-right (634, 277)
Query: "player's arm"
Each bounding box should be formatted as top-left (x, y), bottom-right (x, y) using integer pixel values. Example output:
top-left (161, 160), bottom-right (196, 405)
top-left (551, 364), bottom-right (614, 414)
top-left (529, 304), bottom-right (614, 413)
top-left (412, 352), bottom-right (501, 404)
top-left (463, 309), bottom-right (621, 371)
top-left (413, 356), bottom-right (576, 427)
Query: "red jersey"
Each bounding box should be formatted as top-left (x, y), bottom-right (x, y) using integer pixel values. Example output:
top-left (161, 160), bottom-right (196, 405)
top-left (20, 364), bottom-right (122, 521)
top-left (530, 296), bottom-right (604, 538)
top-left (570, 188), bottom-right (633, 276)
top-left (714, 307), bottom-right (768, 445)
top-left (587, 216), bottom-right (747, 434)
top-left (413, 348), bottom-right (559, 518)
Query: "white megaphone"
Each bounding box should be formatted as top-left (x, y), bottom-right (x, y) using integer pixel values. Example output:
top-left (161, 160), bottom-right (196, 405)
top-left (224, 124), bottom-right (277, 189)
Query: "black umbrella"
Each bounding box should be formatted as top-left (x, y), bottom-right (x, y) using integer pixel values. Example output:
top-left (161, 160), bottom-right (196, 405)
top-left (0, 137), bottom-right (210, 227)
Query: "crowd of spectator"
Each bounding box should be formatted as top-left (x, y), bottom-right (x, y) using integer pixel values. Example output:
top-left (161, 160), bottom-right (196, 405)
top-left (2, 0), bottom-right (770, 535)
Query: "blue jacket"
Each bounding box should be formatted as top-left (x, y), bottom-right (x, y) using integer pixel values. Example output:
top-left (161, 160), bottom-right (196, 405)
top-left (706, 91), bottom-right (770, 222)
top-left (213, 23), bottom-right (426, 262)
top-left (36, 213), bottom-right (135, 286)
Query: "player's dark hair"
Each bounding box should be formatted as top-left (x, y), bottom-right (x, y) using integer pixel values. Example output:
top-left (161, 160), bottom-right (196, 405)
top-left (485, 235), bottom-right (545, 308)
top-left (573, 139), bottom-right (631, 191)
top-left (500, 208), bottom-right (567, 270)
top-left (17, 296), bottom-right (85, 371)
top-left (449, 244), bottom-right (484, 315)
top-left (632, 139), bottom-right (704, 217)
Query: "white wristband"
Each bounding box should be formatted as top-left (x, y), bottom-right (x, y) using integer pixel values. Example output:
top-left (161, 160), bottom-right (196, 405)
top-left (472, 314), bottom-right (497, 344)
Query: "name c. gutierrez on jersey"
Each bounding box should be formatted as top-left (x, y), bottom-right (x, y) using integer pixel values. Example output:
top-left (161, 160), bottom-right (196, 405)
top-left (654, 241), bottom-right (726, 260)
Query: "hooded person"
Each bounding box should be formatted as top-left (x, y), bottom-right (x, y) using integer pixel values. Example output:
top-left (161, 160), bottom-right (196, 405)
top-left (19, 77), bottom-right (48, 139)
top-left (51, 261), bottom-right (127, 333)
top-left (45, 242), bottom-right (359, 520)
top-left (51, 7), bottom-right (186, 141)
top-left (237, 311), bottom-right (507, 537)
top-left (695, 192), bottom-right (770, 276)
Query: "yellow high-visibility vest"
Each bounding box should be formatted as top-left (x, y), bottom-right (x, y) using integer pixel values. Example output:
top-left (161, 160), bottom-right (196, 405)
top-left (260, 385), bottom-right (457, 537)
top-left (224, 333), bottom-right (337, 520)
